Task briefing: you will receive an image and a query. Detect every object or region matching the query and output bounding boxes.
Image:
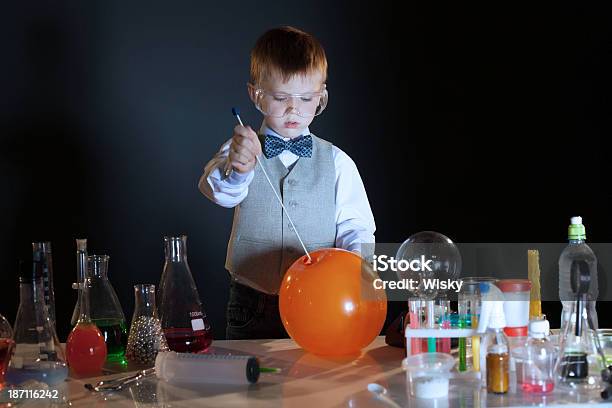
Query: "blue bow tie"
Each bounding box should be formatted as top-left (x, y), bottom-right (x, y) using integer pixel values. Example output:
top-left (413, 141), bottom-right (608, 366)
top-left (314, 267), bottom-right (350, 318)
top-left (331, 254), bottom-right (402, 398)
top-left (262, 134), bottom-right (313, 159)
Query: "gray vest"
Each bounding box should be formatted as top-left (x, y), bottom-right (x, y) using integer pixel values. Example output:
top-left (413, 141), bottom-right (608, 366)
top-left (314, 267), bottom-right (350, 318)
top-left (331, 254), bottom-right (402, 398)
top-left (225, 134), bottom-right (337, 294)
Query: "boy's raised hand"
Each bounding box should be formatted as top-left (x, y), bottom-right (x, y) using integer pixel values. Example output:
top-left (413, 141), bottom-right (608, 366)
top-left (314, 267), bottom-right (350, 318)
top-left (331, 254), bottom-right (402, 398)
top-left (228, 125), bottom-right (262, 174)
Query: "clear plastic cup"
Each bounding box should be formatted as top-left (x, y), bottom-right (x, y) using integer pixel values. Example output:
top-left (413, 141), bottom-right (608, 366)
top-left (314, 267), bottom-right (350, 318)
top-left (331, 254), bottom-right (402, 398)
top-left (597, 329), bottom-right (612, 366)
top-left (402, 352), bottom-right (455, 399)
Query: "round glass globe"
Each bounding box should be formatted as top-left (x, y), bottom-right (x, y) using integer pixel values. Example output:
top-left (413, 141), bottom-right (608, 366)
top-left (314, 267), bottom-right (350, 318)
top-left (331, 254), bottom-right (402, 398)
top-left (395, 231), bottom-right (462, 299)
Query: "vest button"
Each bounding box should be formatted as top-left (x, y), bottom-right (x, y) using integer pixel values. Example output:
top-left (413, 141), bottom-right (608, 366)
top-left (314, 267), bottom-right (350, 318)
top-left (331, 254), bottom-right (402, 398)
top-left (288, 179), bottom-right (297, 186)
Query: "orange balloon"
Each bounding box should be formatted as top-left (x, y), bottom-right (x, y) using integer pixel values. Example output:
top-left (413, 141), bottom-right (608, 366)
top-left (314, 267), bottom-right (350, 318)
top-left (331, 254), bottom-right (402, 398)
top-left (279, 248), bottom-right (387, 356)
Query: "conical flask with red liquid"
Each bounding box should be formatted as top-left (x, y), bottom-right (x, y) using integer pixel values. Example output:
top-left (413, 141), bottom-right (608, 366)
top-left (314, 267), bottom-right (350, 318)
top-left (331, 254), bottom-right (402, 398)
top-left (0, 313), bottom-right (13, 389)
top-left (66, 239), bottom-right (107, 376)
top-left (158, 235), bottom-right (212, 352)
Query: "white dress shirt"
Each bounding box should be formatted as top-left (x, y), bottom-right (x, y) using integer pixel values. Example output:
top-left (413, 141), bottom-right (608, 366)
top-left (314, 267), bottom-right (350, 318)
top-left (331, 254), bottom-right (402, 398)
top-left (199, 123), bottom-right (376, 253)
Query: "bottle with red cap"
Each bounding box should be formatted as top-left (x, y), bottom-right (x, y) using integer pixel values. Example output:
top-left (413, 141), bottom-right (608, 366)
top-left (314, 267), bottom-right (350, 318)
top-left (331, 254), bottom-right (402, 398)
top-left (496, 279), bottom-right (531, 371)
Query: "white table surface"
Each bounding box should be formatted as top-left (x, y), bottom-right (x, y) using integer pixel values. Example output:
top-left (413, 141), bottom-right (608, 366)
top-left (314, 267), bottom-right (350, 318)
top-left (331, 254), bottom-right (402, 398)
top-left (3, 337), bottom-right (611, 407)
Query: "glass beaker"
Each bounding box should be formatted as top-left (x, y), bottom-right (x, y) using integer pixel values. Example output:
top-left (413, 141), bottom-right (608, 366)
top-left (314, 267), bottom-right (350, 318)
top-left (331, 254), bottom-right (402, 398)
top-left (32, 242), bottom-right (56, 329)
top-left (458, 277), bottom-right (497, 372)
top-left (6, 271), bottom-right (68, 385)
top-left (88, 255), bottom-right (128, 363)
top-left (597, 329), bottom-right (612, 367)
top-left (0, 313), bottom-right (14, 388)
top-left (158, 235), bottom-right (212, 353)
top-left (126, 284), bottom-right (169, 365)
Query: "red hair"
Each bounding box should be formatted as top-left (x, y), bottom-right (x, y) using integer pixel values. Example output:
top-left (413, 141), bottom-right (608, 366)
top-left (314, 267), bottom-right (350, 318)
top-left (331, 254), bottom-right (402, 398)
top-left (250, 26), bottom-right (327, 85)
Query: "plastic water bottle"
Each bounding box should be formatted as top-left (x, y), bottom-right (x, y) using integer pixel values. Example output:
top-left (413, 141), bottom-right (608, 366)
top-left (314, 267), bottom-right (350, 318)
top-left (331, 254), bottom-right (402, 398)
top-left (558, 216), bottom-right (598, 332)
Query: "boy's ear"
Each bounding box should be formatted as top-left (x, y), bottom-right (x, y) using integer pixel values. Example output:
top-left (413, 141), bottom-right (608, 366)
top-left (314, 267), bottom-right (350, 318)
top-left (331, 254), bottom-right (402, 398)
top-left (247, 82), bottom-right (257, 104)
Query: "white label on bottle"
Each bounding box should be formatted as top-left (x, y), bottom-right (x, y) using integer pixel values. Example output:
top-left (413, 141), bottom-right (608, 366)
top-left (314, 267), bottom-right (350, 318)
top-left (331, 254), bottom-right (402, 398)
top-left (191, 318), bottom-right (205, 331)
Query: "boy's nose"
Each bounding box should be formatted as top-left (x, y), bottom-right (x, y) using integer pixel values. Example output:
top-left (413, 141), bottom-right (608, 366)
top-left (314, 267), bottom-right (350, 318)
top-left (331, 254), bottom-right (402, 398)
top-left (284, 105), bottom-right (299, 115)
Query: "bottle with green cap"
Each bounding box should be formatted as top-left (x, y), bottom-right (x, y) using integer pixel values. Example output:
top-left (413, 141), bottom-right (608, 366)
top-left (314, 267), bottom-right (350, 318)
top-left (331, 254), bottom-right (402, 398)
top-left (558, 216), bottom-right (598, 333)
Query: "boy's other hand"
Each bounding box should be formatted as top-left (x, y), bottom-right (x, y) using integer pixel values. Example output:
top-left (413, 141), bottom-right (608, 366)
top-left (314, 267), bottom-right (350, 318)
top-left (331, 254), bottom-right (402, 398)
top-left (228, 125), bottom-right (262, 174)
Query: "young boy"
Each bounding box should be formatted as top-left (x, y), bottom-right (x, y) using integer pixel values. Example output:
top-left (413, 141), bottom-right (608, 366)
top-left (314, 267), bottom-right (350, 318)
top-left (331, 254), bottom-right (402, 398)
top-left (199, 26), bottom-right (375, 340)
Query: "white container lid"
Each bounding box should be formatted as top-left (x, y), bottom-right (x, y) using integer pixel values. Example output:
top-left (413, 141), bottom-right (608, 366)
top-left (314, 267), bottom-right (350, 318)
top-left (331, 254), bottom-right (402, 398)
top-left (529, 319), bottom-right (550, 338)
top-left (571, 216), bottom-right (583, 225)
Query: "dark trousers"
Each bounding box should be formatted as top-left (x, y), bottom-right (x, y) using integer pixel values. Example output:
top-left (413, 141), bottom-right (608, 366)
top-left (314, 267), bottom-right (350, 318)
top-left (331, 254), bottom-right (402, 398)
top-left (225, 280), bottom-right (289, 340)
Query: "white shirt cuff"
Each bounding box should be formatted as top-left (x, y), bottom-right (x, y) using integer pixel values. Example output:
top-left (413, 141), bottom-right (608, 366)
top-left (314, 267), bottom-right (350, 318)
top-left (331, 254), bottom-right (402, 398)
top-left (226, 169), bottom-right (252, 185)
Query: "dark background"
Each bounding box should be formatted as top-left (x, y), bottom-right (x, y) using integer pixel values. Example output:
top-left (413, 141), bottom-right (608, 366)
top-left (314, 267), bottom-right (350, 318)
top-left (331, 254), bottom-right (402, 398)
top-left (1, 1), bottom-right (611, 340)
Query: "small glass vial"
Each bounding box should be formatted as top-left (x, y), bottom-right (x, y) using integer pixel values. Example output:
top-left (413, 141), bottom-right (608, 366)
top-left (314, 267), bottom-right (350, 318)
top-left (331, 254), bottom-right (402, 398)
top-left (485, 302), bottom-right (509, 394)
top-left (487, 338), bottom-right (509, 393)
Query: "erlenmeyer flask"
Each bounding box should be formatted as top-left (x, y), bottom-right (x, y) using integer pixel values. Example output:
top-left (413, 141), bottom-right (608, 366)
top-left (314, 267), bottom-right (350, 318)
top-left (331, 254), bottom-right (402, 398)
top-left (6, 252), bottom-right (68, 386)
top-left (32, 242), bottom-right (57, 329)
top-left (556, 303), bottom-right (601, 390)
top-left (158, 235), bottom-right (212, 353)
top-left (0, 313), bottom-right (14, 388)
top-left (126, 284), bottom-right (169, 365)
top-left (66, 239), bottom-right (107, 376)
top-left (88, 255), bottom-right (128, 363)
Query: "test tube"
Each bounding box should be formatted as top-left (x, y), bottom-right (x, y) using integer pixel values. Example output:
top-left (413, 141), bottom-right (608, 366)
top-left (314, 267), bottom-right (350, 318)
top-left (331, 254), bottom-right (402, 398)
top-left (458, 277), bottom-right (497, 372)
top-left (407, 298), bottom-right (423, 355)
top-left (458, 292), bottom-right (474, 371)
top-left (472, 313), bottom-right (480, 371)
top-left (436, 297), bottom-right (451, 353)
top-left (425, 300), bottom-right (436, 352)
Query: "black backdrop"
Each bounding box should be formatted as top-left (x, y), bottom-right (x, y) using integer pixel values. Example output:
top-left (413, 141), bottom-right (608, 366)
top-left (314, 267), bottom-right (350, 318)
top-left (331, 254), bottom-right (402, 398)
top-left (1, 1), bottom-right (611, 340)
